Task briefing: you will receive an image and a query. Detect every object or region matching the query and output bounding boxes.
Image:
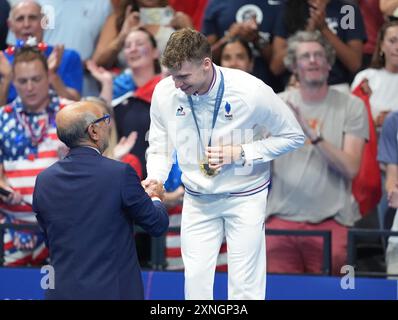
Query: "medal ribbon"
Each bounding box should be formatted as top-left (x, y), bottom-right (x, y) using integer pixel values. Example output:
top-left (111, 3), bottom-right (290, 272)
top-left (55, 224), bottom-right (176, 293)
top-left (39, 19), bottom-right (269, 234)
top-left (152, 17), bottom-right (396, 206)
top-left (12, 91), bottom-right (58, 148)
top-left (188, 70), bottom-right (224, 157)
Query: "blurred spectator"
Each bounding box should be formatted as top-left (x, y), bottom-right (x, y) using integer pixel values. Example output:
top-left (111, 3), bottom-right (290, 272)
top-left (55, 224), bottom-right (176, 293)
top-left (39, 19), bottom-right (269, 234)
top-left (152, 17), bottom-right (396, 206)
top-left (93, 0), bottom-right (141, 69)
top-left (1, 0), bottom-right (82, 106)
top-left (351, 20), bottom-right (398, 128)
top-left (0, 0), bottom-right (10, 50)
top-left (202, 0), bottom-right (283, 90)
top-left (92, 0), bottom-right (192, 69)
top-left (137, 0), bottom-right (192, 47)
top-left (168, 0), bottom-right (208, 31)
top-left (378, 111), bottom-right (398, 277)
top-left (112, 28), bottom-right (161, 179)
top-left (34, 0), bottom-right (112, 96)
top-left (0, 46), bottom-right (70, 266)
top-left (266, 31), bottom-right (368, 275)
top-left (358, 0), bottom-right (385, 69)
top-left (88, 26), bottom-right (161, 109)
top-left (35, 0), bottom-right (111, 61)
top-left (350, 17), bottom-right (397, 221)
top-left (271, 0), bottom-right (366, 92)
top-left (220, 37), bottom-right (253, 73)
top-left (380, 0), bottom-right (398, 20)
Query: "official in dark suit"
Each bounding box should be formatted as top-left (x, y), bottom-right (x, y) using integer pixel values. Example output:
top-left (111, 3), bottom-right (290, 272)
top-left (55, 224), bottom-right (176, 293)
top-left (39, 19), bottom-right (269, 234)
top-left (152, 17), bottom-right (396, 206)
top-left (33, 101), bottom-right (168, 300)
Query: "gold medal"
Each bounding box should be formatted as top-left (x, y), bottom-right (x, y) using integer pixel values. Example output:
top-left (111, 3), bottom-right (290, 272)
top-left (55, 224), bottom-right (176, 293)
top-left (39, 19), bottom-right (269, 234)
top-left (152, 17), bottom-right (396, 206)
top-left (189, 70), bottom-right (225, 179)
top-left (199, 160), bottom-right (218, 177)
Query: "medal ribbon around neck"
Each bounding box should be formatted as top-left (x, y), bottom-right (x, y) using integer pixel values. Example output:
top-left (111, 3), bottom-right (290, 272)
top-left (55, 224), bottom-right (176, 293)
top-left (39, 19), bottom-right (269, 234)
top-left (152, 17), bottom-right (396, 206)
top-left (188, 70), bottom-right (224, 176)
top-left (13, 92), bottom-right (58, 147)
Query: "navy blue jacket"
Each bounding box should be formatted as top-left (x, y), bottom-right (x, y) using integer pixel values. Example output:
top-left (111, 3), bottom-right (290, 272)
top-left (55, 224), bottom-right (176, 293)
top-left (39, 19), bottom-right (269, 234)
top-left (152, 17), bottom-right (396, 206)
top-left (32, 147), bottom-right (168, 300)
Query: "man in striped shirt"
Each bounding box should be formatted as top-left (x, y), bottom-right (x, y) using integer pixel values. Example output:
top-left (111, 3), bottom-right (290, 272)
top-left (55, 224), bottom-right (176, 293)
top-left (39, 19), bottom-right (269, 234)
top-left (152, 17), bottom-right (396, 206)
top-left (0, 46), bottom-right (68, 266)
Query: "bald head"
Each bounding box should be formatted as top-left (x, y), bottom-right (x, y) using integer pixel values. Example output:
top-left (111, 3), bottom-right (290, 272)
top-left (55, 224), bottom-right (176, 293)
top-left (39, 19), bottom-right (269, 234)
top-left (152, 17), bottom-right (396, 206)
top-left (56, 101), bottom-right (101, 131)
top-left (56, 101), bottom-right (103, 149)
top-left (11, 0), bottom-right (41, 17)
top-left (9, 0), bottom-right (43, 41)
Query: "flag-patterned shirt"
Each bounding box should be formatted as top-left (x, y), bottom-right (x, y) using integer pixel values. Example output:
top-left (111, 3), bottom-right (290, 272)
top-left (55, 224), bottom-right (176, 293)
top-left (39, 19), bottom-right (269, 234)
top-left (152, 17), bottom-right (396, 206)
top-left (0, 92), bottom-right (66, 222)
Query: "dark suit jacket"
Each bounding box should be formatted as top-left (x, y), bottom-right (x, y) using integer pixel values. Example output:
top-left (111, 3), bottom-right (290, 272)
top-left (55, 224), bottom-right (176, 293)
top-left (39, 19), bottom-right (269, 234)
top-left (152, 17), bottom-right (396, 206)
top-left (32, 147), bottom-right (169, 300)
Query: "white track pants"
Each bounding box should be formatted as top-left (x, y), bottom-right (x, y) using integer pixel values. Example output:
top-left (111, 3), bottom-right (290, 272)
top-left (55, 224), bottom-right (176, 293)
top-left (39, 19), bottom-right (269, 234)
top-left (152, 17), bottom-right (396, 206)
top-left (181, 189), bottom-right (268, 300)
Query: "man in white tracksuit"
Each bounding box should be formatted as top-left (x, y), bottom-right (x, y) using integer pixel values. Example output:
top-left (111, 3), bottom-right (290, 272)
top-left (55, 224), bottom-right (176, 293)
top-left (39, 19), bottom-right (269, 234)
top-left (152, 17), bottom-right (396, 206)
top-left (143, 29), bottom-right (305, 300)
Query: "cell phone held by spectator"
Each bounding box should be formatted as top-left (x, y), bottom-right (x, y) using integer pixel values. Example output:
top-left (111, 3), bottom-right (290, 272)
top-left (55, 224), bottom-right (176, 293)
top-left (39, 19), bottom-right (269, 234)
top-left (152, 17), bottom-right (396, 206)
top-left (139, 7), bottom-right (174, 26)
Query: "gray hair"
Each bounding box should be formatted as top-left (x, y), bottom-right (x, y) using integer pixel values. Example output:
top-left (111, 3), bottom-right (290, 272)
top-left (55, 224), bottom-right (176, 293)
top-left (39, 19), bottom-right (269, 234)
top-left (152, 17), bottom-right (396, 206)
top-left (57, 112), bottom-right (97, 148)
top-left (284, 30), bottom-right (335, 72)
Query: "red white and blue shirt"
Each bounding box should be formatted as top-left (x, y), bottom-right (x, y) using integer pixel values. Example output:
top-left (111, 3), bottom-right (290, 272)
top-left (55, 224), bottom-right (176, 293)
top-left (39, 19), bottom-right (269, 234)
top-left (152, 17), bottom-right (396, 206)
top-left (0, 91), bottom-right (67, 222)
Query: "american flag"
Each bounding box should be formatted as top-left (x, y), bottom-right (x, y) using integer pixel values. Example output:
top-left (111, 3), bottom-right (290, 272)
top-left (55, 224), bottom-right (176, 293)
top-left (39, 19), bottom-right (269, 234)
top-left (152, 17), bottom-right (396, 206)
top-left (0, 95), bottom-right (67, 265)
top-left (0, 95), bottom-right (66, 222)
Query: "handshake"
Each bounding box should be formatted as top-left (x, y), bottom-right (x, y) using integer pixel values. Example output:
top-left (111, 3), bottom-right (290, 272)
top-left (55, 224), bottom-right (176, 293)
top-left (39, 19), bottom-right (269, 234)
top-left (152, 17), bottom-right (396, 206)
top-left (141, 179), bottom-right (165, 201)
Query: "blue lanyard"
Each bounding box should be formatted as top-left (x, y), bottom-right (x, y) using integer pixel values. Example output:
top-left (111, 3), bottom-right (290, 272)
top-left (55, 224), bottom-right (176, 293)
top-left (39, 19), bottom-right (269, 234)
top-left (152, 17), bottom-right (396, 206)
top-left (188, 70), bottom-right (224, 154)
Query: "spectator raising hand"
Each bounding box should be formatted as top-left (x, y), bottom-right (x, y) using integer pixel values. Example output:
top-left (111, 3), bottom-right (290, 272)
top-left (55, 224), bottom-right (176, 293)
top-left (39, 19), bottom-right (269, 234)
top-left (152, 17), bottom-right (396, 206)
top-left (113, 131), bottom-right (138, 161)
top-left (119, 5), bottom-right (141, 39)
top-left (0, 51), bottom-right (12, 106)
top-left (229, 16), bottom-right (259, 43)
top-left (271, 0), bottom-right (366, 91)
top-left (46, 44), bottom-right (80, 101)
top-left (169, 11), bottom-right (193, 30)
top-left (47, 45), bottom-right (64, 73)
top-left (86, 59), bottom-right (113, 104)
top-left (92, 4), bottom-right (141, 69)
top-left (93, 0), bottom-right (188, 69)
top-left (306, 0), bottom-right (328, 32)
top-left (0, 51), bottom-right (11, 80)
top-left (202, 1), bottom-right (283, 90)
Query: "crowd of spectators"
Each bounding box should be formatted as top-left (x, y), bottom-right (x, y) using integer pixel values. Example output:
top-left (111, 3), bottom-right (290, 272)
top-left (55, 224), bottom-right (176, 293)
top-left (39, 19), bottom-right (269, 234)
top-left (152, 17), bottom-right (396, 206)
top-left (1, 0), bottom-right (398, 276)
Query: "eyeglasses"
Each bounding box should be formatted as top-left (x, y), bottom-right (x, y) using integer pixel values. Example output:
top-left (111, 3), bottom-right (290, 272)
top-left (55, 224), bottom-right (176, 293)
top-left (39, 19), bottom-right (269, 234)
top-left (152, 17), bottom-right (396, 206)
top-left (297, 51), bottom-right (326, 63)
top-left (85, 114), bottom-right (111, 132)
